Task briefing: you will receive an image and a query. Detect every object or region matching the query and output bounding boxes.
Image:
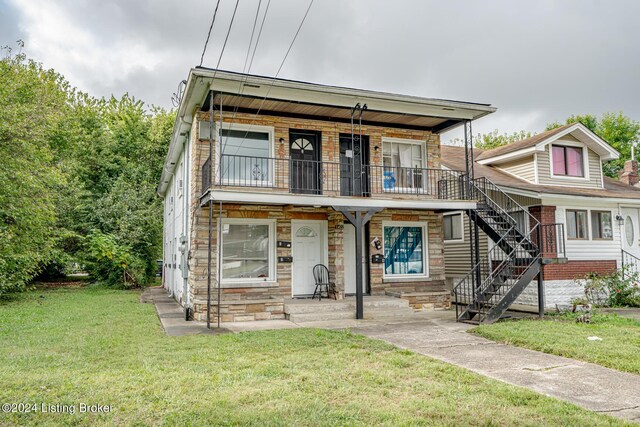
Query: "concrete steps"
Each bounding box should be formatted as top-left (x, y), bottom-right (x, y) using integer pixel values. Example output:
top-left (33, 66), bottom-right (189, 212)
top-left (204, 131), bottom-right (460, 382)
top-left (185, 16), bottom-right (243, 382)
top-left (284, 297), bottom-right (427, 323)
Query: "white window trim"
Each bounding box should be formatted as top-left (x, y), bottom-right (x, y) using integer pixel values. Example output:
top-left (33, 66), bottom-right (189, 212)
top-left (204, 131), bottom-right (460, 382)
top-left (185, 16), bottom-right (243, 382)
top-left (443, 212), bottom-right (464, 243)
top-left (381, 137), bottom-right (427, 193)
top-left (216, 122), bottom-right (275, 187)
top-left (565, 209), bottom-right (589, 240)
top-left (220, 218), bottom-right (276, 284)
top-left (548, 141), bottom-right (590, 181)
top-left (382, 221), bottom-right (429, 279)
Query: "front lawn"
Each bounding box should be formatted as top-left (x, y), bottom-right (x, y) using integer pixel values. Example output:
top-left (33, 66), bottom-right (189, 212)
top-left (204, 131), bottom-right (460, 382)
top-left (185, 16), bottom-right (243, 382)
top-left (473, 313), bottom-right (640, 375)
top-left (0, 287), bottom-right (628, 426)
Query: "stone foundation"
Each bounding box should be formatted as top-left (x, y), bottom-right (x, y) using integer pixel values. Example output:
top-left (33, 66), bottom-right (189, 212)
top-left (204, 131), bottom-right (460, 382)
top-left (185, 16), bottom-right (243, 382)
top-left (386, 290), bottom-right (451, 310)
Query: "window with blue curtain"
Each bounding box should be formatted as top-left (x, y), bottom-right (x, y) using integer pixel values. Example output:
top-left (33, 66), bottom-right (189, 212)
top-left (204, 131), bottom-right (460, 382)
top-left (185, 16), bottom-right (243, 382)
top-left (383, 225), bottom-right (424, 275)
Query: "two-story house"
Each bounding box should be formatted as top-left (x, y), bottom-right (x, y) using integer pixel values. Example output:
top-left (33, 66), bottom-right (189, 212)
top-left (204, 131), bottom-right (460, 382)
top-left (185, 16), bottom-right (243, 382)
top-left (442, 122), bottom-right (640, 310)
top-left (158, 67), bottom-right (498, 324)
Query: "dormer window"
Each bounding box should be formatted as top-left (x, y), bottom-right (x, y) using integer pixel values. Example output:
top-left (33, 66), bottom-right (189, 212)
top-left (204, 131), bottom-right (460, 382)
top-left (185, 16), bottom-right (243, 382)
top-left (552, 145), bottom-right (584, 177)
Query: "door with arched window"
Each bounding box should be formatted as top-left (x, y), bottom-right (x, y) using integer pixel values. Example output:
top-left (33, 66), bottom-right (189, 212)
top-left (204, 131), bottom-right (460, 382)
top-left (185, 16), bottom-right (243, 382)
top-left (289, 130), bottom-right (321, 194)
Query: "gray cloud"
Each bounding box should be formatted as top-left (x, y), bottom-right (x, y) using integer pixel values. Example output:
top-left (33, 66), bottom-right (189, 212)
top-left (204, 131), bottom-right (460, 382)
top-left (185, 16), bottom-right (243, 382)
top-left (2, 0), bottom-right (640, 141)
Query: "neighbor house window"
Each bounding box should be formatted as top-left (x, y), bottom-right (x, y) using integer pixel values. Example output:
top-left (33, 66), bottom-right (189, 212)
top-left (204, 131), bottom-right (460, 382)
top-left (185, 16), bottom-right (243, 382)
top-left (219, 127), bottom-right (272, 185)
top-left (443, 213), bottom-right (463, 242)
top-left (221, 220), bottom-right (274, 281)
top-left (382, 139), bottom-right (425, 191)
top-left (552, 145), bottom-right (584, 177)
top-left (591, 211), bottom-right (613, 240)
top-left (566, 209), bottom-right (588, 239)
top-left (383, 222), bottom-right (428, 276)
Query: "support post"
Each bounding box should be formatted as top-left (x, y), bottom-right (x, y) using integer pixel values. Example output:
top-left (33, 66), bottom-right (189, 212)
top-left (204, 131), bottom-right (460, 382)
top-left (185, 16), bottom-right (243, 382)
top-left (335, 206), bottom-right (381, 319)
top-left (206, 90), bottom-right (214, 329)
top-left (537, 226), bottom-right (545, 318)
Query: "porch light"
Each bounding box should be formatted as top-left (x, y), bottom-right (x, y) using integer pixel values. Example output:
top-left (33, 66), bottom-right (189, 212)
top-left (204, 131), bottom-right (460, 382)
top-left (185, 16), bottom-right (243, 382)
top-left (616, 214), bottom-right (624, 225)
top-left (279, 137), bottom-right (285, 145)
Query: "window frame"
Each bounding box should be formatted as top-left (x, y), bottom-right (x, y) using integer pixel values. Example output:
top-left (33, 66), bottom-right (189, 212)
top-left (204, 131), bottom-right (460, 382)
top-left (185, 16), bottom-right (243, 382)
top-left (216, 122), bottom-right (275, 186)
top-left (220, 218), bottom-right (276, 284)
top-left (381, 137), bottom-right (427, 193)
top-left (591, 210), bottom-right (613, 240)
top-left (443, 212), bottom-right (464, 243)
top-left (382, 221), bottom-right (429, 279)
top-left (549, 142), bottom-right (588, 180)
top-left (566, 209), bottom-right (589, 240)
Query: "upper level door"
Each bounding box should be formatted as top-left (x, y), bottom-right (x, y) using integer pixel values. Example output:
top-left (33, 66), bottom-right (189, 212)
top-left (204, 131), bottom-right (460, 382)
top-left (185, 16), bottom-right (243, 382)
top-left (339, 134), bottom-right (370, 196)
top-left (289, 130), bottom-right (321, 194)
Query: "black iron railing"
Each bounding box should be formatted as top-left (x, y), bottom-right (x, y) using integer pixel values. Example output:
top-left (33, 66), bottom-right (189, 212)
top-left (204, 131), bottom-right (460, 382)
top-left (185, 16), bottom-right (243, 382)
top-left (539, 223), bottom-right (566, 259)
top-left (202, 157), bottom-right (212, 194)
top-left (621, 249), bottom-right (640, 279)
top-left (200, 154), bottom-right (467, 200)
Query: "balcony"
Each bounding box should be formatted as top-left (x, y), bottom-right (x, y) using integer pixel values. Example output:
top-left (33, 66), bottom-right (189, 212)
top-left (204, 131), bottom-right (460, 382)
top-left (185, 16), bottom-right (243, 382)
top-left (201, 154), bottom-right (468, 202)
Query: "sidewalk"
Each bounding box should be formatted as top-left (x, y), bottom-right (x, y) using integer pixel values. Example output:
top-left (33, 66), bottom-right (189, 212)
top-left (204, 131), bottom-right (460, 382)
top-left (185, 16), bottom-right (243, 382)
top-left (354, 318), bottom-right (640, 423)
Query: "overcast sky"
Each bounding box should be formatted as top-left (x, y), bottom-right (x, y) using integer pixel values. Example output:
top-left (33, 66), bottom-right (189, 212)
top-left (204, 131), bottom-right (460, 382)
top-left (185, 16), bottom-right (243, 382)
top-left (2, 0), bottom-right (639, 142)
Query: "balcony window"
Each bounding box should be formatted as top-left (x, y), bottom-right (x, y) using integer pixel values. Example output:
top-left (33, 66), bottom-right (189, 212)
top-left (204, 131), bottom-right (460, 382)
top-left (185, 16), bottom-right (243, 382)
top-left (552, 145), bottom-right (584, 177)
top-left (220, 128), bottom-right (271, 185)
top-left (383, 222), bottom-right (428, 277)
top-left (221, 220), bottom-right (274, 281)
top-left (443, 213), bottom-right (463, 242)
top-left (382, 139), bottom-right (425, 191)
top-left (566, 209), bottom-right (588, 239)
top-left (591, 210), bottom-right (613, 240)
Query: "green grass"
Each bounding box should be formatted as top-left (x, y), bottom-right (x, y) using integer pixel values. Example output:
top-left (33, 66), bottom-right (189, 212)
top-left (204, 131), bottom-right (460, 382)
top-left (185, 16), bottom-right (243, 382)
top-left (473, 312), bottom-right (640, 375)
top-left (0, 287), bottom-right (629, 426)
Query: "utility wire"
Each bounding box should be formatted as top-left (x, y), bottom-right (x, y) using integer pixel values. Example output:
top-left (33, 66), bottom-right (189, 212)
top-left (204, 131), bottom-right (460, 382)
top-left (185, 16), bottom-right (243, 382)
top-left (215, 0), bottom-right (241, 70)
top-left (199, 0), bottom-right (222, 67)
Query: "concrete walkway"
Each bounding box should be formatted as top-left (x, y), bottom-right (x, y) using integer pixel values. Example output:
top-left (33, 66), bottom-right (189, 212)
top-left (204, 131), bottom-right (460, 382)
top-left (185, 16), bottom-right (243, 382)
top-left (354, 317), bottom-right (640, 423)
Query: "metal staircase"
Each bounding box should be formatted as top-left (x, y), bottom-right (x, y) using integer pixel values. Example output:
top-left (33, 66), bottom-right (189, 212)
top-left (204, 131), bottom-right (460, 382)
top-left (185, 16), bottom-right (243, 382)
top-left (454, 177), bottom-right (542, 324)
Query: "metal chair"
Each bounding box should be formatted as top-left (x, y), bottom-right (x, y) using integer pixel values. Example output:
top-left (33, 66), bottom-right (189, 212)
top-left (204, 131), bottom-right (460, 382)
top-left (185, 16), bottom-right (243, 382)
top-left (312, 264), bottom-right (337, 300)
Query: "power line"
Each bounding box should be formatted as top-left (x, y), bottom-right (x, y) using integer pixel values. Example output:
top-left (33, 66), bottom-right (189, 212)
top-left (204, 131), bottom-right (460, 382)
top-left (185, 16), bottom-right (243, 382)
top-left (215, 0), bottom-right (240, 70)
top-left (199, 0), bottom-right (222, 67)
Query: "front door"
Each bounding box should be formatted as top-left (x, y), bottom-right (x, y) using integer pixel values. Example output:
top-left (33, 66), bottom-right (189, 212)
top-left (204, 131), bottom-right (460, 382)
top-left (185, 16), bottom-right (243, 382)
top-left (290, 130), bottom-right (321, 194)
top-left (344, 223), bottom-right (369, 295)
top-left (621, 208), bottom-right (640, 258)
top-left (339, 133), bottom-right (370, 196)
top-left (291, 221), bottom-right (327, 296)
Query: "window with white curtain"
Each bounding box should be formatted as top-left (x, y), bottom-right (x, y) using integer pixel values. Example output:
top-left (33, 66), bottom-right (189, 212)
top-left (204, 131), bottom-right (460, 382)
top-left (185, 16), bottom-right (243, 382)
top-left (382, 139), bottom-right (425, 191)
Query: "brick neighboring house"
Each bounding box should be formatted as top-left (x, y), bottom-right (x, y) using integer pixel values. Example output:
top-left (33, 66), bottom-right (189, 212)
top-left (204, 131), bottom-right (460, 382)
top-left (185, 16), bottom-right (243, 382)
top-left (158, 68), bottom-right (495, 322)
top-left (442, 122), bottom-right (640, 309)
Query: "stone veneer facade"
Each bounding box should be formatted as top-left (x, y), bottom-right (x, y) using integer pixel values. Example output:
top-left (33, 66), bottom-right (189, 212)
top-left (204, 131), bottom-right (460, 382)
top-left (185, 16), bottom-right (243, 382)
top-left (186, 111), bottom-right (450, 321)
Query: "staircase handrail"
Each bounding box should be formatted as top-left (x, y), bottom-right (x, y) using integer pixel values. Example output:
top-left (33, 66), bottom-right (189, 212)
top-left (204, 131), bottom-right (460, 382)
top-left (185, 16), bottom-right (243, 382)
top-left (471, 177), bottom-right (540, 235)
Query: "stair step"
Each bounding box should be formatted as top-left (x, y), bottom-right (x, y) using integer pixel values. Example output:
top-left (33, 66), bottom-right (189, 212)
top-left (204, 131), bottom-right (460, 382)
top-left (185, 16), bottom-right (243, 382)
top-left (284, 298), bottom-right (409, 314)
top-left (286, 304), bottom-right (418, 322)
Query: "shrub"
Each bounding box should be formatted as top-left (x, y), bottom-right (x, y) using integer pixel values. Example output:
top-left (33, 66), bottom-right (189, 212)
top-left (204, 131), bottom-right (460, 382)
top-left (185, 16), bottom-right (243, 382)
top-left (578, 268), bottom-right (640, 308)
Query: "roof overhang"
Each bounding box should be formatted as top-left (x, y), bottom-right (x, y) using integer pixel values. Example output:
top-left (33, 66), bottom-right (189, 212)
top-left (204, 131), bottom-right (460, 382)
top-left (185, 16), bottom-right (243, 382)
top-left (157, 68), bottom-right (496, 196)
top-left (477, 122), bottom-right (620, 165)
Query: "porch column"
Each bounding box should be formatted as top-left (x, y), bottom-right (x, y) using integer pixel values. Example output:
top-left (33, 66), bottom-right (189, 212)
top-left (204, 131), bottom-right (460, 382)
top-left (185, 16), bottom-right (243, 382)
top-left (334, 207), bottom-right (382, 319)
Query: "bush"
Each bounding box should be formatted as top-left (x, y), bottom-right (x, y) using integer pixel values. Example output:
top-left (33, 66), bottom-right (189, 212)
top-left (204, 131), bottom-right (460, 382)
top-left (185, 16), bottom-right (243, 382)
top-left (84, 230), bottom-right (147, 288)
top-left (579, 268), bottom-right (640, 308)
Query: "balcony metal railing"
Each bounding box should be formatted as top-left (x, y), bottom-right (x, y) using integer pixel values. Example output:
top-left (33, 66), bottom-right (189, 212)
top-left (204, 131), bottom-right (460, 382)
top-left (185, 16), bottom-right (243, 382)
top-left (201, 154), bottom-right (468, 200)
top-left (539, 223), bottom-right (566, 259)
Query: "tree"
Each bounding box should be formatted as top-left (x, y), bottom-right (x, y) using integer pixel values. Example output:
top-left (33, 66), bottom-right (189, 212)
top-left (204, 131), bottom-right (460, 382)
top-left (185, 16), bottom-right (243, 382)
top-left (474, 129), bottom-right (535, 150)
top-left (546, 113), bottom-right (640, 177)
top-left (0, 45), bottom-right (73, 294)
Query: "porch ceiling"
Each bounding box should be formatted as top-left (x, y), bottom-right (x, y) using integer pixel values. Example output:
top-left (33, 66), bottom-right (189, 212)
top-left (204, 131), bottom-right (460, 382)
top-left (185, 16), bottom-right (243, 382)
top-left (200, 189), bottom-right (476, 211)
top-left (204, 91), bottom-right (464, 132)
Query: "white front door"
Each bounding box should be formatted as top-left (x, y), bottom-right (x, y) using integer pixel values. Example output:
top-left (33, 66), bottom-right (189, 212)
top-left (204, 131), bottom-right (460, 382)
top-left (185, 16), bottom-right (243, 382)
top-left (621, 208), bottom-right (640, 257)
top-left (292, 221), bottom-right (327, 296)
top-left (344, 224), bottom-right (368, 295)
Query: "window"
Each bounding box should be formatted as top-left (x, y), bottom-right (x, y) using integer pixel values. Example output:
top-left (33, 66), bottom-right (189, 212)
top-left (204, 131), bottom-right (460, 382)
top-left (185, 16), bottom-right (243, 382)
top-left (221, 220), bottom-right (274, 281)
top-left (591, 211), bottom-right (613, 240)
top-left (383, 222), bottom-right (428, 277)
top-left (566, 210), bottom-right (588, 239)
top-left (382, 139), bottom-right (425, 191)
top-left (510, 210), bottom-right (529, 235)
top-left (443, 213), bottom-right (463, 241)
top-left (552, 145), bottom-right (584, 177)
top-left (219, 127), bottom-right (272, 185)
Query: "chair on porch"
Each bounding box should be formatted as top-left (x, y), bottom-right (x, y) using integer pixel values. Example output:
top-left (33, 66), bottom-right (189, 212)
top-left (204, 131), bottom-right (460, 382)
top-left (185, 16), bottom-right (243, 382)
top-left (312, 264), bottom-right (337, 301)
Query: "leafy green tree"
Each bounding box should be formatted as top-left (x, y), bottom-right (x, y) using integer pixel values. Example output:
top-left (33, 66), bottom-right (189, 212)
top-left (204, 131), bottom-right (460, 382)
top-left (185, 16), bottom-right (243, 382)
top-left (474, 129), bottom-right (534, 150)
top-left (547, 113), bottom-right (640, 177)
top-left (0, 45), bottom-right (73, 294)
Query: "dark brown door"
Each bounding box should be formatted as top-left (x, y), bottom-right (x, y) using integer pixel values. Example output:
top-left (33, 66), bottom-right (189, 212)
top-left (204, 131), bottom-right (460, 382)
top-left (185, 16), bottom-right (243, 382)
top-left (289, 130), bottom-right (321, 194)
top-left (339, 133), bottom-right (370, 196)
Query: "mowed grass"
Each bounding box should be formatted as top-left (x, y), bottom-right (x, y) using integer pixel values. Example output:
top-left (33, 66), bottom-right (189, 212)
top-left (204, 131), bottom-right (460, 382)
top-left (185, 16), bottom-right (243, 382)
top-left (0, 287), bottom-right (629, 426)
top-left (473, 313), bottom-right (640, 375)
